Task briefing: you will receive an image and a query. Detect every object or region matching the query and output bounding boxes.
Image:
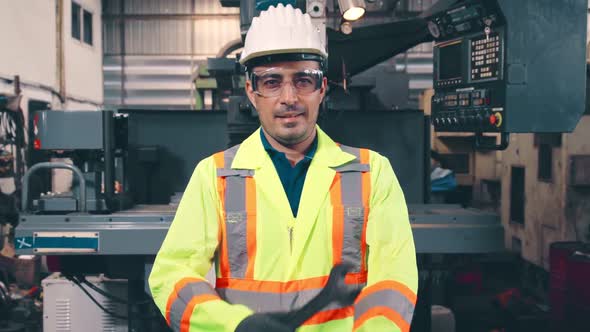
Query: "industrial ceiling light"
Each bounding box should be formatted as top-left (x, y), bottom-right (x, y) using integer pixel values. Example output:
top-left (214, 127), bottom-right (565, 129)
top-left (338, 0), bottom-right (366, 21)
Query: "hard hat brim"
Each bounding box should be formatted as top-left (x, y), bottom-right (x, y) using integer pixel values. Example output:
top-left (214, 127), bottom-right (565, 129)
top-left (239, 48), bottom-right (327, 65)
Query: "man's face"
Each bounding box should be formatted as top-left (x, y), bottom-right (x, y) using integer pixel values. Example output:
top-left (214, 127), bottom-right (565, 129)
top-left (245, 60), bottom-right (327, 146)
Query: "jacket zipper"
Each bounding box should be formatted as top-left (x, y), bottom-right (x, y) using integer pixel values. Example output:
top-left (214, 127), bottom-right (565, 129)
top-left (289, 227), bottom-right (293, 253)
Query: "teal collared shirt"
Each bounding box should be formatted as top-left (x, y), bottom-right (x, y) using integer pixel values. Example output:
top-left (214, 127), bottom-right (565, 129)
top-left (260, 130), bottom-right (318, 217)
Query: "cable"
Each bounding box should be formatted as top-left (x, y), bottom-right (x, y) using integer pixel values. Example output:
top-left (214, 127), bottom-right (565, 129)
top-left (78, 277), bottom-right (127, 303)
top-left (77, 276), bottom-right (151, 305)
top-left (0, 74), bottom-right (102, 107)
top-left (66, 275), bottom-right (128, 320)
top-left (65, 275), bottom-right (161, 321)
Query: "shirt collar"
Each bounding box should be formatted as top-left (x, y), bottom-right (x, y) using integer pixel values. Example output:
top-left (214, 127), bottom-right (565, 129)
top-left (260, 129), bottom-right (318, 162)
top-left (230, 126), bottom-right (356, 170)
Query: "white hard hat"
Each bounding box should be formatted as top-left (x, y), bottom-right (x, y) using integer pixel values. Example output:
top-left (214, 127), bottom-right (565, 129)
top-left (239, 4), bottom-right (328, 67)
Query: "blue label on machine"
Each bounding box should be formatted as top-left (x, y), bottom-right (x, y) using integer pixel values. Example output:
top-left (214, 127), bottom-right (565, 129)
top-left (16, 232), bottom-right (99, 253)
top-left (35, 237), bottom-right (99, 249)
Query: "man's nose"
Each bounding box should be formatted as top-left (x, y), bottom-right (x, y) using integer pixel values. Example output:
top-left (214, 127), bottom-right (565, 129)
top-left (279, 81), bottom-right (298, 105)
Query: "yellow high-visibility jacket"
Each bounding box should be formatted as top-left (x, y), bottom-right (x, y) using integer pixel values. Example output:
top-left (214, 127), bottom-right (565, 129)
top-left (149, 126), bottom-right (418, 332)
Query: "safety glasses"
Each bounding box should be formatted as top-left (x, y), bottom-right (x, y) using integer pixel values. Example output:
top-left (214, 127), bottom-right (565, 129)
top-left (249, 67), bottom-right (324, 98)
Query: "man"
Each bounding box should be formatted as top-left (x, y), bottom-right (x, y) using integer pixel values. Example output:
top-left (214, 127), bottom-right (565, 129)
top-left (149, 4), bottom-right (417, 332)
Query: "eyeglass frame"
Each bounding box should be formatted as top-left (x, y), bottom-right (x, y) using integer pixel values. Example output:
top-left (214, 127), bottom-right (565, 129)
top-left (247, 67), bottom-right (325, 98)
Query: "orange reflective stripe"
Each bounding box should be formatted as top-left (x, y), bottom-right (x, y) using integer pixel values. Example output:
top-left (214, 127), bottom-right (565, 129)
top-left (214, 151), bottom-right (231, 278)
top-left (217, 276), bottom-right (326, 293)
top-left (216, 272), bottom-right (367, 293)
top-left (218, 183), bottom-right (230, 278)
top-left (345, 272), bottom-right (368, 284)
top-left (165, 277), bottom-right (203, 325)
top-left (355, 280), bottom-right (417, 305)
top-left (353, 306), bottom-right (410, 332)
top-left (213, 151), bottom-right (225, 168)
top-left (245, 176), bottom-right (257, 279)
top-left (179, 294), bottom-right (220, 332)
top-left (303, 306), bottom-right (354, 326)
top-left (330, 173), bottom-right (344, 266)
top-left (360, 148), bottom-right (371, 273)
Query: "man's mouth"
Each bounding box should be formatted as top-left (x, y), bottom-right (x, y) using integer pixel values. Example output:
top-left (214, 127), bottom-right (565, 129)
top-left (276, 113), bottom-right (303, 119)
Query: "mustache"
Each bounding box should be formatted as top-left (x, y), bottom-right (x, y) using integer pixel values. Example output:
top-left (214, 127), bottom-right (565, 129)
top-left (275, 105), bottom-right (305, 116)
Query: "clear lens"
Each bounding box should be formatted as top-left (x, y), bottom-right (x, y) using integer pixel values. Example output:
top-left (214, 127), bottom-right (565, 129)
top-left (251, 68), bottom-right (323, 98)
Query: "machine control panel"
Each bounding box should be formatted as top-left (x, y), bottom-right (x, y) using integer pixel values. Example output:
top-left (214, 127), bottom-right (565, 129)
top-left (432, 89), bottom-right (504, 132)
top-left (429, 0), bottom-right (506, 134)
top-left (427, 0), bottom-right (588, 141)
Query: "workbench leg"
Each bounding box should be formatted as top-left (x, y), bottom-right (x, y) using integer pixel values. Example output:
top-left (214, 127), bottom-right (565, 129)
top-left (127, 278), bottom-right (149, 332)
top-left (412, 256), bottom-right (432, 332)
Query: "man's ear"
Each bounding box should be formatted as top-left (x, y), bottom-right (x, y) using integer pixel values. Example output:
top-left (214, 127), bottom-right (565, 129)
top-left (319, 77), bottom-right (328, 99)
top-left (245, 80), bottom-right (257, 109)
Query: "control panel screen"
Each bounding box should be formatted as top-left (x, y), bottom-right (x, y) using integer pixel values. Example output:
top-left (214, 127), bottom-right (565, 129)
top-left (470, 32), bottom-right (501, 81)
top-left (438, 42), bottom-right (462, 80)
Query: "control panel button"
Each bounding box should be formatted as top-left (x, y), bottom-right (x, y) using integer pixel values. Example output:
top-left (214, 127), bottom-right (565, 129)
top-left (489, 114), bottom-right (497, 126)
top-left (492, 112), bottom-right (503, 127)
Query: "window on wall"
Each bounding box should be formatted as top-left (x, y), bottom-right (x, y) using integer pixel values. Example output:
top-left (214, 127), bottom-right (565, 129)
top-left (538, 143), bottom-right (552, 181)
top-left (83, 10), bottom-right (93, 45)
top-left (534, 133), bottom-right (561, 182)
top-left (71, 1), bottom-right (93, 46)
top-left (510, 166), bottom-right (525, 225)
top-left (72, 2), bottom-right (81, 40)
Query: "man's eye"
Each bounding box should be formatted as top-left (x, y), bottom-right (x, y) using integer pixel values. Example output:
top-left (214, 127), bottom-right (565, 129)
top-left (262, 79), bottom-right (281, 88)
top-left (294, 77), bottom-right (314, 88)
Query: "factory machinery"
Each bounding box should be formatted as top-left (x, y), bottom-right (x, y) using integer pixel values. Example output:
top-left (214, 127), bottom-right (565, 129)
top-left (12, 0), bottom-right (587, 331)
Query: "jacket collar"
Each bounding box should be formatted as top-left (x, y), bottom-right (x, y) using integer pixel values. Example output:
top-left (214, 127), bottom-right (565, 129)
top-left (231, 125), bottom-right (356, 170)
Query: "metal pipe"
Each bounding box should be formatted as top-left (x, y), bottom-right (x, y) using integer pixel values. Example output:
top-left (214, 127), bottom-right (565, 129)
top-left (103, 111), bottom-right (115, 211)
top-left (216, 38), bottom-right (244, 58)
top-left (119, 0), bottom-right (126, 106)
top-left (21, 162), bottom-right (87, 213)
top-left (56, 0), bottom-right (66, 103)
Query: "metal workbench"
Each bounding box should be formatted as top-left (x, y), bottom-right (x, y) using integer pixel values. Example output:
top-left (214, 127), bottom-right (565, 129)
top-left (15, 204), bottom-right (504, 255)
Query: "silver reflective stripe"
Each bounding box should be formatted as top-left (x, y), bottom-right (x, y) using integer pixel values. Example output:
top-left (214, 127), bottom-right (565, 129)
top-left (340, 170), bottom-right (363, 272)
top-left (224, 144), bottom-right (241, 168)
top-left (354, 289), bottom-right (415, 325)
top-left (169, 281), bottom-right (217, 331)
top-left (217, 144), bottom-right (251, 279)
top-left (334, 145), bottom-right (368, 272)
top-left (218, 283), bottom-right (365, 313)
top-left (219, 287), bottom-right (320, 313)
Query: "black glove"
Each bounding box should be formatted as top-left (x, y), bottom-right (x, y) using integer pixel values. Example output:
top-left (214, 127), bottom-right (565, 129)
top-left (235, 313), bottom-right (294, 332)
top-left (235, 264), bottom-right (358, 331)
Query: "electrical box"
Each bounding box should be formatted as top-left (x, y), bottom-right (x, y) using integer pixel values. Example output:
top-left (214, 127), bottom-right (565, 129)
top-left (34, 110), bottom-right (107, 150)
top-left (43, 276), bottom-right (128, 332)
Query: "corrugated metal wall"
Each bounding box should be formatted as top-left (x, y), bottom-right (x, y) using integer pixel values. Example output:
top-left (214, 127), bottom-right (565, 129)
top-left (393, 0), bottom-right (435, 108)
top-left (102, 0), bottom-right (435, 109)
top-left (396, 42), bottom-right (434, 108)
top-left (102, 0), bottom-right (240, 109)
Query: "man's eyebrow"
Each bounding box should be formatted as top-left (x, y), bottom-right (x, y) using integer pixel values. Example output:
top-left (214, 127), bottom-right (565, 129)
top-left (259, 73), bottom-right (283, 79)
